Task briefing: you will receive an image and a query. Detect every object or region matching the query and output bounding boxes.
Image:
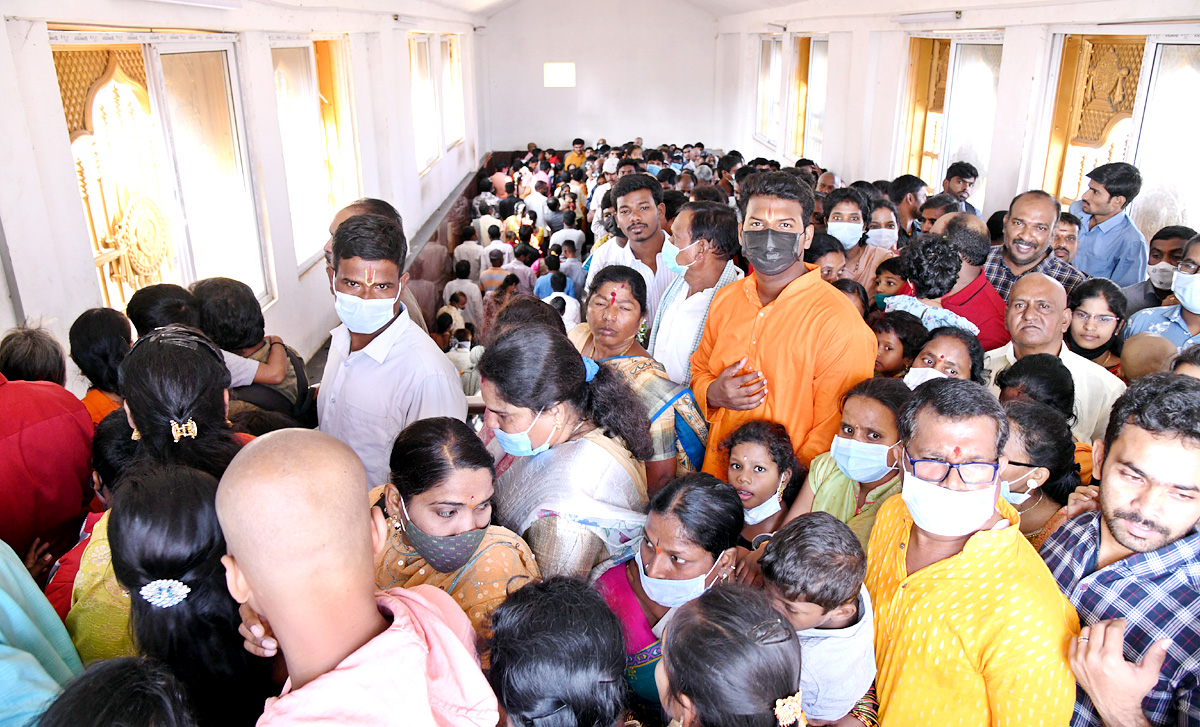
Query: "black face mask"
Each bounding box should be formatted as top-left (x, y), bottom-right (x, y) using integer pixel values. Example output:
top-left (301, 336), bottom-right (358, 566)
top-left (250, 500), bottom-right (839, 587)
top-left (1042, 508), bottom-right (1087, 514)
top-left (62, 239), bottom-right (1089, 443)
top-left (742, 229), bottom-right (802, 276)
top-left (603, 214), bottom-right (620, 237)
top-left (1065, 329), bottom-right (1111, 361)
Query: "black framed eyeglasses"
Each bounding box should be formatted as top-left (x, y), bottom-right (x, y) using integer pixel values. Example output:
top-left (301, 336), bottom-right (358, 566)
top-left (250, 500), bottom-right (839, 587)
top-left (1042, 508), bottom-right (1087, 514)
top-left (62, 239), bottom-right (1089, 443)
top-left (906, 455), bottom-right (1000, 485)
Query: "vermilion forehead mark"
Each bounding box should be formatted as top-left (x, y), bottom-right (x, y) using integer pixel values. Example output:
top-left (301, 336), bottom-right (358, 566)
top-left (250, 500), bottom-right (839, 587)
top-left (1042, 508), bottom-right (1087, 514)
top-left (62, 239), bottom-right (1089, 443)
top-left (953, 446), bottom-right (961, 457)
top-left (365, 265), bottom-right (376, 286)
top-left (610, 290), bottom-right (617, 304)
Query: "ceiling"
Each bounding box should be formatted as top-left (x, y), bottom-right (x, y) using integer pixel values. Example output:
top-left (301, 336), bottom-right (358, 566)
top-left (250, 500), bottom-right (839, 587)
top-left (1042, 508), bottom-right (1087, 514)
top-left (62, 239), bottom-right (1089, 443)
top-left (425, 0), bottom-right (806, 19)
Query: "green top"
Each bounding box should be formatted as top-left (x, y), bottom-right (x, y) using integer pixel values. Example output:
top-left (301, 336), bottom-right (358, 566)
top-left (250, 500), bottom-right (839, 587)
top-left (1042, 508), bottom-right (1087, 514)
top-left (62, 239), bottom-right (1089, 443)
top-left (808, 452), bottom-right (902, 548)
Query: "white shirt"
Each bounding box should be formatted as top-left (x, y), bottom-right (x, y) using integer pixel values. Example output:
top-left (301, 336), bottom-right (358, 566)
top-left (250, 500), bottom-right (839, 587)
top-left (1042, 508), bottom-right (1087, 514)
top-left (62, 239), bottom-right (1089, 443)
top-left (523, 190), bottom-right (550, 231)
top-left (651, 280), bottom-right (721, 384)
top-left (222, 349), bottom-right (258, 388)
top-left (483, 240), bottom-right (514, 266)
top-left (796, 586), bottom-right (876, 722)
top-left (318, 306), bottom-right (467, 489)
top-left (984, 341), bottom-right (1126, 443)
top-left (475, 214), bottom-right (502, 244)
top-left (585, 232), bottom-right (678, 327)
top-left (543, 292), bottom-right (582, 328)
top-left (549, 228), bottom-right (586, 251)
top-left (452, 241), bottom-right (487, 281)
top-left (443, 278), bottom-right (484, 329)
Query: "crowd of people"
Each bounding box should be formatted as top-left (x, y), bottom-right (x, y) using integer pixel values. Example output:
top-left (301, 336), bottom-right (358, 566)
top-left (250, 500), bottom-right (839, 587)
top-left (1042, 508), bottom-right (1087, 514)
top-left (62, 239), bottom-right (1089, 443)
top-left (1, 135), bottom-right (1199, 727)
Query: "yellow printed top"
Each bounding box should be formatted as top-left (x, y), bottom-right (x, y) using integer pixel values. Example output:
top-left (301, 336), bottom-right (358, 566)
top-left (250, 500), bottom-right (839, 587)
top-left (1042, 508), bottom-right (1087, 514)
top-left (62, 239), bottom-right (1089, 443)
top-left (865, 495), bottom-right (1079, 727)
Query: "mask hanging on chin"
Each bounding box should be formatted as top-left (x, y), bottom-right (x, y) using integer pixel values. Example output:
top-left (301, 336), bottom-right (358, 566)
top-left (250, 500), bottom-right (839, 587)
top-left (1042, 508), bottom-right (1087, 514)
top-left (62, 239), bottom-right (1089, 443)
top-left (742, 229), bottom-right (802, 276)
top-left (999, 471), bottom-right (1037, 505)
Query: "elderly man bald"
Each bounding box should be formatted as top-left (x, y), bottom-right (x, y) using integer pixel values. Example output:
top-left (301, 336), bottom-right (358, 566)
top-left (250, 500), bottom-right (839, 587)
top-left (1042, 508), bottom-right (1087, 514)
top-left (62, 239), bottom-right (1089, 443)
top-left (984, 273), bottom-right (1126, 443)
top-left (217, 430), bottom-right (497, 727)
top-left (932, 213), bottom-right (1010, 350)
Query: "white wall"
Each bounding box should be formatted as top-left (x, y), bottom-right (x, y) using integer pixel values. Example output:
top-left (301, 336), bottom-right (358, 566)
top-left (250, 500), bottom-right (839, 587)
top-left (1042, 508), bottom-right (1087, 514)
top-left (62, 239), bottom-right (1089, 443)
top-left (714, 0), bottom-right (1200, 216)
top-left (0, 0), bottom-right (486, 392)
top-left (482, 0), bottom-right (719, 150)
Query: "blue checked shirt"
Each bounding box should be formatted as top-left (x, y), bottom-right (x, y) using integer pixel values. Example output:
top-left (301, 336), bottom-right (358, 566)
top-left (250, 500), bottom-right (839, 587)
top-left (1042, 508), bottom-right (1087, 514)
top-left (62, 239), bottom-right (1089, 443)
top-left (1041, 511), bottom-right (1200, 727)
top-left (983, 246), bottom-right (1090, 301)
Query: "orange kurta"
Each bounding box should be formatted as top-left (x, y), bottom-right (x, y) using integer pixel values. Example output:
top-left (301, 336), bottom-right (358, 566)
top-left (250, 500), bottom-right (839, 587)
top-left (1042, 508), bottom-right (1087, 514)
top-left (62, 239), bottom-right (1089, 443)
top-left (692, 266), bottom-right (876, 474)
top-left (865, 496), bottom-right (1079, 726)
top-left (80, 389), bottom-right (120, 426)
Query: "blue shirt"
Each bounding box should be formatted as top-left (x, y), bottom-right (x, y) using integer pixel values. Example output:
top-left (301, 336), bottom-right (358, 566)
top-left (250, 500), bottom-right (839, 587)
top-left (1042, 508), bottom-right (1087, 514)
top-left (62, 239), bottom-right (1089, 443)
top-left (1041, 512), bottom-right (1200, 727)
top-left (533, 273), bottom-right (575, 299)
top-left (1069, 200), bottom-right (1148, 287)
top-left (1124, 304), bottom-right (1200, 350)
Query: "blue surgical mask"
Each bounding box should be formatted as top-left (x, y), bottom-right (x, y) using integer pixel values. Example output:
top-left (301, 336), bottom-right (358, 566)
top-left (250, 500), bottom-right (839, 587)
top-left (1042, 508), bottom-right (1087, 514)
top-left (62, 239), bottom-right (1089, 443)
top-left (492, 407), bottom-right (558, 457)
top-left (662, 240), bottom-right (699, 276)
top-left (1000, 471), bottom-right (1035, 505)
top-left (646, 164), bottom-right (663, 176)
top-left (334, 288), bottom-right (401, 334)
top-left (827, 222), bottom-right (864, 249)
top-left (1173, 270), bottom-right (1200, 314)
top-left (830, 436), bottom-right (897, 483)
top-left (634, 543), bottom-right (723, 608)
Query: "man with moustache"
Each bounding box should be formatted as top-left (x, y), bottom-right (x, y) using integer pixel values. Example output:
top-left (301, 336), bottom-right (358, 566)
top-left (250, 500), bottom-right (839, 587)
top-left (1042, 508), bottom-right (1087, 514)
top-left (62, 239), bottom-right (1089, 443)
top-left (983, 190), bottom-right (1088, 301)
top-left (1041, 373), bottom-right (1200, 727)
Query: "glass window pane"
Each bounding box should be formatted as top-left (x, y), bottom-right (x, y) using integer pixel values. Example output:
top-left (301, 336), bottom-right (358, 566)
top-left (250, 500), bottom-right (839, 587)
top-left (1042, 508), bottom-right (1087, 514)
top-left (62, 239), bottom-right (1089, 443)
top-left (409, 37), bottom-right (440, 169)
top-left (941, 44), bottom-right (1002, 209)
top-left (757, 39), bottom-right (773, 138)
top-left (159, 50), bottom-right (266, 296)
top-left (1130, 44), bottom-right (1200, 240)
top-left (272, 46), bottom-right (336, 267)
top-left (804, 40), bottom-right (828, 162)
top-left (440, 36), bottom-right (464, 147)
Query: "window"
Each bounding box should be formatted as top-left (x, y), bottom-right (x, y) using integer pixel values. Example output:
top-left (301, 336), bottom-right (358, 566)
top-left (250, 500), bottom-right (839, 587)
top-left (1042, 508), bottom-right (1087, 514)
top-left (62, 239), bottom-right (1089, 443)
top-left (409, 35), bottom-right (440, 171)
top-left (939, 43), bottom-right (1002, 208)
top-left (901, 37), bottom-right (1000, 207)
top-left (755, 35), bottom-right (785, 145)
top-left (785, 37), bottom-right (827, 160)
top-left (440, 35), bottom-right (465, 149)
top-left (53, 36), bottom-right (269, 304)
top-left (272, 40), bottom-right (362, 267)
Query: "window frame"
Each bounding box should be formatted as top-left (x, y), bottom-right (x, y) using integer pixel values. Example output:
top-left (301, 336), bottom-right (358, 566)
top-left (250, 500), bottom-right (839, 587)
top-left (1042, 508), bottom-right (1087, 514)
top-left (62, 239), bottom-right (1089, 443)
top-left (754, 34), bottom-right (786, 149)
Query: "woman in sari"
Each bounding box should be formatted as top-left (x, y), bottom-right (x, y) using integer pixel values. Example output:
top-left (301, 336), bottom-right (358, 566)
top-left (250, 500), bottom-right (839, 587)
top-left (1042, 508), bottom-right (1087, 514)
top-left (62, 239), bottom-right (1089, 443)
top-left (478, 324), bottom-right (653, 580)
top-left (371, 417), bottom-right (539, 636)
top-left (594, 473), bottom-right (741, 706)
top-left (569, 265), bottom-right (709, 496)
top-left (68, 325), bottom-right (249, 663)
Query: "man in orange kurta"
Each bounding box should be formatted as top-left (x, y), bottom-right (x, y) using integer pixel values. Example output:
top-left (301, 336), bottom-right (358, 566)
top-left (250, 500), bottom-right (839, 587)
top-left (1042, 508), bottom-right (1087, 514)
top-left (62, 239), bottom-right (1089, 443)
top-left (691, 172), bottom-right (875, 476)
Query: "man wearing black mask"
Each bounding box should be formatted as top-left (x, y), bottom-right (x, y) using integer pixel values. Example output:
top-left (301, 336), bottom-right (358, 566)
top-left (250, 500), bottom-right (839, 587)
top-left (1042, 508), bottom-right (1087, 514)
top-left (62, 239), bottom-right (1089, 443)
top-left (690, 172), bottom-right (876, 477)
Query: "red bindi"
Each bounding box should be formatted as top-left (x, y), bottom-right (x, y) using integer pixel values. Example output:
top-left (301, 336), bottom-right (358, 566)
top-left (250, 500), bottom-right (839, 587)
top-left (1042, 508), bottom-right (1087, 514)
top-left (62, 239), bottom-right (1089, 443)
top-left (610, 291), bottom-right (617, 304)
top-left (952, 446), bottom-right (961, 457)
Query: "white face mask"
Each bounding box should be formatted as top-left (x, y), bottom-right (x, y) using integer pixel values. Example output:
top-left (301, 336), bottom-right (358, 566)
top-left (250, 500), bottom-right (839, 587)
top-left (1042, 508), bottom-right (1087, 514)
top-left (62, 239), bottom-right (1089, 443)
top-left (901, 470), bottom-right (997, 537)
top-left (1147, 261), bottom-right (1176, 290)
top-left (902, 366), bottom-right (948, 390)
top-left (742, 477), bottom-right (784, 525)
top-left (827, 222), bottom-right (865, 250)
top-left (1173, 270), bottom-right (1200, 314)
top-left (634, 544), bottom-right (722, 608)
top-left (334, 287), bottom-right (402, 334)
top-left (866, 228), bottom-right (899, 249)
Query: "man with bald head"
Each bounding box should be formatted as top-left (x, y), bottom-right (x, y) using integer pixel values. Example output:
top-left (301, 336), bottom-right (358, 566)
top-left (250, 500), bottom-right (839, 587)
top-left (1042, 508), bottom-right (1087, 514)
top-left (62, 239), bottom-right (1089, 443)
top-left (984, 273), bottom-right (1126, 442)
top-left (933, 212), bottom-right (1010, 350)
top-left (983, 190), bottom-right (1089, 301)
top-left (816, 171), bottom-right (843, 197)
top-left (217, 430), bottom-right (498, 727)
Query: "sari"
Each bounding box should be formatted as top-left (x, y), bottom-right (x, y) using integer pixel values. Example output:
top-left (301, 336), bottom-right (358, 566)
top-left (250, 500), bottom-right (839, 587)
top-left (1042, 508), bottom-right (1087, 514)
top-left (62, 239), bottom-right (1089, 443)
top-left (567, 325), bottom-right (709, 474)
top-left (369, 487), bottom-right (540, 637)
top-left (594, 561), bottom-right (662, 706)
top-left (494, 429), bottom-right (647, 580)
top-left (65, 512), bottom-right (135, 662)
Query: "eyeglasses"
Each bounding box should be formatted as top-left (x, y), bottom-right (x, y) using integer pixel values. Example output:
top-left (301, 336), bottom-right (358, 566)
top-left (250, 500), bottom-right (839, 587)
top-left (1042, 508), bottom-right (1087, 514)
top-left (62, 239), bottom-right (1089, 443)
top-left (1179, 261), bottom-right (1200, 275)
top-left (906, 455), bottom-right (999, 485)
top-left (1072, 310), bottom-right (1120, 325)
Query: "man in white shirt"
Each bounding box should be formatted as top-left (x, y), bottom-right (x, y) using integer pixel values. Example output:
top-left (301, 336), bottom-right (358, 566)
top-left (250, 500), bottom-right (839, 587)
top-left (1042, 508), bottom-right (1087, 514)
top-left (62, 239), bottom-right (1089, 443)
top-left (482, 224), bottom-right (514, 267)
top-left (983, 272), bottom-right (1125, 443)
top-left (585, 173), bottom-right (678, 328)
top-left (502, 244), bottom-right (538, 296)
top-left (558, 238), bottom-right (587, 300)
top-left (473, 199), bottom-right (503, 247)
top-left (452, 225), bottom-right (487, 282)
top-left (443, 260), bottom-right (484, 330)
top-left (318, 214), bottom-right (467, 488)
top-left (549, 210), bottom-right (586, 252)
top-left (523, 181), bottom-right (551, 232)
top-left (542, 272), bottom-right (582, 329)
top-left (588, 156), bottom-right (619, 238)
top-left (648, 201), bottom-right (745, 384)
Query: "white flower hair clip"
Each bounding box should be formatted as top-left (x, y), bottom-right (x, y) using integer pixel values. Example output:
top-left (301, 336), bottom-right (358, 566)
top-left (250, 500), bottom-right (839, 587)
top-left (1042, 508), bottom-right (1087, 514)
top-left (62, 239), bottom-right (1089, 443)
top-left (139, 579), bottom-right (191, 608)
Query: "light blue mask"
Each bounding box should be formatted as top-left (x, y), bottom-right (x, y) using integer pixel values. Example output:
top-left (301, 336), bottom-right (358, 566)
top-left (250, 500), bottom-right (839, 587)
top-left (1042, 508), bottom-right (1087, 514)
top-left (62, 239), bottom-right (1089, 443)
top-left (830, 435), bottom-right (897, 483)
top-left (492, 406), bottom-right (557, 457)
top-left (662, 240), bottom-right (699, 276)
top-left (334, 289), bottom-right (400, 334)
top-left (634, 543), bottom-right (721, 608)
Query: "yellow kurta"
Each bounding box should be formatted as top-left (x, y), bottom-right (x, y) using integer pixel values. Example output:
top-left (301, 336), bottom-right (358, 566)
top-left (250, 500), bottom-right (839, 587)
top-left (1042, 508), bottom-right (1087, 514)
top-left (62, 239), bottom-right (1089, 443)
top-left (66, 512), bottom-right (135, 663)
top-left (865, 496), bottom-right (1079, 726)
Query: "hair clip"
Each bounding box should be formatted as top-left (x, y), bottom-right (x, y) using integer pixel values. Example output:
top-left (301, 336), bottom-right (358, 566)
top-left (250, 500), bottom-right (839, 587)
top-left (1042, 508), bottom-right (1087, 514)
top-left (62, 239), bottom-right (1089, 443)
top-left (774, 690), bottom-right (806, 727)
top-left (749, 618), bottom-right (791, 645)
top-left (170, 418), bottom-right (198, 442)
top-left (582, 356), bottom-right (600, 382)
top-left (139, 579), bottom-right (191, 608)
